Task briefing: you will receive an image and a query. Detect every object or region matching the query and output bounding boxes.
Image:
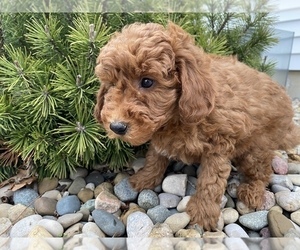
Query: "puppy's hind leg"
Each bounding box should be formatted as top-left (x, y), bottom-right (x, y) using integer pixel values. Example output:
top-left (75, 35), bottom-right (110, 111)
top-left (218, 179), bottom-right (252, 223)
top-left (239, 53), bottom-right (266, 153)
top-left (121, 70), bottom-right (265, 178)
top-left (129, 144), bottom-right (169, 191)
top-left (236, 149), bottom-right (273, 208)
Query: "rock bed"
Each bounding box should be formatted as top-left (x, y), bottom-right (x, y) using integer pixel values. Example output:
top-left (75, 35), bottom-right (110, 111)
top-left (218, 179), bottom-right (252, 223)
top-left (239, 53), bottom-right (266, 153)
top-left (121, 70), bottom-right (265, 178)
top-left (1, 100), bottom-right (300, 250)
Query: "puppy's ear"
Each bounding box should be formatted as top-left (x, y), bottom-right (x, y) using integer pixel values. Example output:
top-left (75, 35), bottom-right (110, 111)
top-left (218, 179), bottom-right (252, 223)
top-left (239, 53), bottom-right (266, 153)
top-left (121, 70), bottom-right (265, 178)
top-left (167, 22), bottom-right (216, 124)
top-left (93, 82), bottom-right (107, 124)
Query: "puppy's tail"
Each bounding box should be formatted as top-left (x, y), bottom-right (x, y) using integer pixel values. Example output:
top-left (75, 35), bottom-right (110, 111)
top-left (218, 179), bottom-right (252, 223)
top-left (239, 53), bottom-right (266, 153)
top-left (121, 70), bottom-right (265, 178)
top-left (279, 122), bottom-right (300, 150)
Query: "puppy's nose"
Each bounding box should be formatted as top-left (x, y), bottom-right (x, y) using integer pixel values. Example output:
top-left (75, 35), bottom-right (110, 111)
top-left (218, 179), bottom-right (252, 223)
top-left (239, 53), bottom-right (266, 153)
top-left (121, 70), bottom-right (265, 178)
top-left (110, 122), bottom-right (128, 135)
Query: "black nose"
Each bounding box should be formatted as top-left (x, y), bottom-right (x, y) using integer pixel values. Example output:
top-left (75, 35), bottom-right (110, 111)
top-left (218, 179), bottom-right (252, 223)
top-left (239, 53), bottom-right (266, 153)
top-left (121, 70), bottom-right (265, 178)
top-left (109, 122), bottom-right (128, 135)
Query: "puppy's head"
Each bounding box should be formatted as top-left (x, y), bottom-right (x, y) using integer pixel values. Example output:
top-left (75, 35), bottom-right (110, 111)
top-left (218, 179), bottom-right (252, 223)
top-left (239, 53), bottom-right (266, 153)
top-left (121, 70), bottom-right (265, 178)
top-left (94, 22), bottom-right (215, 146)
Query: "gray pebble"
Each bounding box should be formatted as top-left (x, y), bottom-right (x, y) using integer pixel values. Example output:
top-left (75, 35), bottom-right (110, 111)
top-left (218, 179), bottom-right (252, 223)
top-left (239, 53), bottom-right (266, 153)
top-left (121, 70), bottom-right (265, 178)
top-left (172, 161), bottom-right (186, 172)
top-left (226, 178), bottom-right (240, 199)
top-left (69, 167), bottom-right (89, 180)
top-left (34, 197), bottom-right (57, 216)
top-left (181, 164), bottom-right (197, 177)
top-left (114, 178), bottom-right (138, 202)
top-left (42, 190), bottom-right (62, 200)
top-left (56, 195), bottom-right (81, 215)
top-left (147, 205), bottom-right (172, 224)
top-left (271, 184), bottom-right (291, 193)
top-left (130, 158), bottom-right (146, 173)
top-left (85, 171), bottom-right (104, 186)
top-left (80, 199), bottom-right (95, 212)
top-left (270, 174), bottom-right (293, 190)
top-left (239, 211), bottom-right (269, 231)
top-left (68, 177), bottom-right (86, 195)
top-left (92, 209), bottom-right (125, 237)
top-left (137, 189), bottom-right (159, 211)
top-left (13, 188), bottom-right (39, 208)
top-left (127, 211), bottom-right (154, 237)
top-left (38, 177), bottom-right (59, 195)
top-left (162, 174), bottom-right (187, 197)
top-left (225, 193), bottom-right (235, 208)
top-left (186, 176), bottom-right (197, 196)
top-left (57, 213), bottom-right (83, 229)
top-left (159, 193), bottom-right (181, 208)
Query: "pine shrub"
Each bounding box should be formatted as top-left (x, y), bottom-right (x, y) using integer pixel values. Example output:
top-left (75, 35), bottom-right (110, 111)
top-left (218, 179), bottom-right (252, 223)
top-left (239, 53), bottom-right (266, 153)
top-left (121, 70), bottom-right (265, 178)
top-left (0, 5), bottom-right (277, 181)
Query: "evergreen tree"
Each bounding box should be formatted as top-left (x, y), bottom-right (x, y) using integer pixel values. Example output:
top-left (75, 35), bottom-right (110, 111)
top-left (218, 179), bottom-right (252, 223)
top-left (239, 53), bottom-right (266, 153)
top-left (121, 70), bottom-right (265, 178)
top-left (0, 2), bottom-right (277, 182)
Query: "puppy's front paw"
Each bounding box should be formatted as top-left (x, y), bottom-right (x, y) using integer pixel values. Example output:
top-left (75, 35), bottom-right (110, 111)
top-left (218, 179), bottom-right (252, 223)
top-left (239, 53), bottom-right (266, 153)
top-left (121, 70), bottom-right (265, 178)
top-left (237, 182), bottom-right (265, 208)
top-left (186, 195), bottom-right (221, 231)
top-left (129, 174), bottom-right (161, 191)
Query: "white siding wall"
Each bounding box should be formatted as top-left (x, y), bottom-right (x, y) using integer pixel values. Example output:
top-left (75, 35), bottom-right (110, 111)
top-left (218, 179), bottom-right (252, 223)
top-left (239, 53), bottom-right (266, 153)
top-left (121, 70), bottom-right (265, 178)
top-left (272, 2), bottom-right (300, 71)
top-left (268, 0), bottom-right (300, 97)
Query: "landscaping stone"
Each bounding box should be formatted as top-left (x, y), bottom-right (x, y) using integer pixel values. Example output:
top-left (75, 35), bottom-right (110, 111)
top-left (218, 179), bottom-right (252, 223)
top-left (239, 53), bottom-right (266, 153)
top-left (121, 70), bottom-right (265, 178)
top-left (95, 190), bottom-right (121, 213)
top-left (239, 211), bottom-right (268, 231)
top-left (92, 209), bottom-right (125, 237)
top-left (8, 204), bottom-right (35, 224)
top-left (158, 193), bottom-right (181, 208)
top-left (268, 210), bottom-right (295, 237)
top-left (38, 177), bottom-right (58, 195)
top-left (137, 189), bottom-right (159, 211)
top-left (148, 223), bottom-right (174, 238)
top-left (69, 167), bottom-right (89, 180)
top-left (77, 187), bottom-right (94, 203)
top-left (68, 177), bottom-right (86, 195)
top-left (164, 212), bottom-right (191, 233)
top-left (224, 223), bottom-right (249, 238)
top-left (57, 213), bottom-right (83, 229)
top-left (56, 195), bottom-right (81, 215)
top-left (37, 219), bottom-right (64, 237)
top-left (34, 197), bottom-right (57, 216)
top-left (10, 214), bottom-right (42, 237)
top-left (162, 174), bottom-right (187, 197)
top-left (114, 178), bottom-right (138, 202)
top-left (85, 171), bottom-right (104, 186)
top-left (13, 188), bottom-right (39, 208)
top-left (272, 156), bottom-right (288, 175)
top-left (275, 191), bottom-right (300, 212)
top-left (127, 211), bottom-right (154, 238)
top-left (147, 205), bottom-right (172, 224)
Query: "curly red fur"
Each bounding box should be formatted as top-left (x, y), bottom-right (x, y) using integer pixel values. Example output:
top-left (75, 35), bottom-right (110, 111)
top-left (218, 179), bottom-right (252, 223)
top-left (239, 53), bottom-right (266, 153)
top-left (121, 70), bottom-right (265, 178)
top-left (94, 22), bottom-right (300, 231)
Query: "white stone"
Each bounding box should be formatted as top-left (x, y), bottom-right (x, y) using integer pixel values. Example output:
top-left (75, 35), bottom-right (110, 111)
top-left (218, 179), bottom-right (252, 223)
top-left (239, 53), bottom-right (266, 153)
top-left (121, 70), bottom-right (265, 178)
top-left (162, 174), bottom-right (187, 197)
top-left (127, 211), bottom-right (153, 238)
top-left (177, 196), bottom-right (191, 212)
top-left (222, 208), bottom-right (239, 224)
top-left (82, 222), bottom-right (105, 237)
top-left (224, 223), bottom-right (249, 238)
top-left (164, 212), bottom-right (191, 234)
top-left (275, 191), bottom-right (300, 212)
top-left (57, 213), bottom-right (83, 229)
top-left (10, 214), bottom-right (42, 237)
top-left (37, 219), bottom-right (64, 237)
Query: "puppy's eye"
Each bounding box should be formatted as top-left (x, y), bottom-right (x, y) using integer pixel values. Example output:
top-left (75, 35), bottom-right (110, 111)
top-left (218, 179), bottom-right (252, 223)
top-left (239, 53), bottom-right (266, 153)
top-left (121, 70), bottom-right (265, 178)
top-left (140, 78), bottom-right (154, 88)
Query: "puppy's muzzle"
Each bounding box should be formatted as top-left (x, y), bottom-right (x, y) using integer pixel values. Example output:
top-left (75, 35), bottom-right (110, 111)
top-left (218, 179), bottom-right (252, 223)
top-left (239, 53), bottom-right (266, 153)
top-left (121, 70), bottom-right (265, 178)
top-left (109, 121), bottom-right (128, 135)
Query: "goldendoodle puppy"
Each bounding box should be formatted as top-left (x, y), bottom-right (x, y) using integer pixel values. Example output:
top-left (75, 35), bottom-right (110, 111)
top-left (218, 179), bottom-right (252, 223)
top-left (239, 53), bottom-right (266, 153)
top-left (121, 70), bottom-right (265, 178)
top-left (94, 22), bottom-right (300, 230)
